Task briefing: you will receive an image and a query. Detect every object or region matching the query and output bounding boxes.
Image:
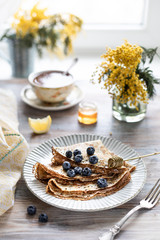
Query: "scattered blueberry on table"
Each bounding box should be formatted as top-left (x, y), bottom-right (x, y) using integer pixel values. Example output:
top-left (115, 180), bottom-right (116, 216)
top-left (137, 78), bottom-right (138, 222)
top-left (73, 149), bottom-right (81, 156)
top-left (67, 169), bottom-right (76, 177)
top-left (97, 178), bottom-right (108, 188)
top-left (27, 205), bottom-right (36, 215)
top-left (87, 146), bottom-right (95, 155)
top-left (82, 167), bottom-right (92, 176)
top-left (74, 154), bottom-right (83, 163)
top-left (39, 213), bottom-right (48, 223)
top-left (74, 166), bottom-right (82, 175)
top-left (65, 150), bottom-right (72, 158)
top-left (89, 155), bottom-right (98, 164)
top-left (62, 161), bottom-right (71, 170)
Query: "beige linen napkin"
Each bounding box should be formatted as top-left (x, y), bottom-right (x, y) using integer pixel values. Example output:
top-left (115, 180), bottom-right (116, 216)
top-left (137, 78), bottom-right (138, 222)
top-left (0, 88), bottom-right (29, 215)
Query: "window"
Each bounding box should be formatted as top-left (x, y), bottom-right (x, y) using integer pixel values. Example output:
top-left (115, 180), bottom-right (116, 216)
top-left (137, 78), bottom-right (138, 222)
top-left (37, 0), bottom-right (150, 52)
top-left (47, 0), bottom-right (147, 29)
top-left (7, 0), bottom-right (147, 29)
top-left (1, 0), bottom-right (160, 53)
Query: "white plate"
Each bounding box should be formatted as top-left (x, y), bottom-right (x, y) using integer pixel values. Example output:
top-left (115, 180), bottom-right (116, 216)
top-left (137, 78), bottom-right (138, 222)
top-left (23, 134), bottom-right (147, 212)
top-left (21, 85), bottom-right (84, 111)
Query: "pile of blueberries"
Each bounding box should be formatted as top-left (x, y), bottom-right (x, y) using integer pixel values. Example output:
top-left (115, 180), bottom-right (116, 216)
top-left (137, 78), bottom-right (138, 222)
top-left (27, 205), bottom-right (48, 223)
top-left (63, 146), bottom-right (107, 188)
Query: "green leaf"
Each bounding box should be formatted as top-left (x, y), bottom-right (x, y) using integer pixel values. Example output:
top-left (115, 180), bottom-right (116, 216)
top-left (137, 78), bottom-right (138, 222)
top-left (136, 65), bottom-right (160, 98)
top-left (64, 36), bottom-right (71, 55)
top-left (141, 46), bottom-right (159, 65)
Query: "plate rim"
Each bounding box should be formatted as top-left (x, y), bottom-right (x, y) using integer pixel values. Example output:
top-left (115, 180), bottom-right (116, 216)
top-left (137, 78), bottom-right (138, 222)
top-left (20, 85), bottom-right (84, 111)
top-left (23, 133), bottom-right (147, 212)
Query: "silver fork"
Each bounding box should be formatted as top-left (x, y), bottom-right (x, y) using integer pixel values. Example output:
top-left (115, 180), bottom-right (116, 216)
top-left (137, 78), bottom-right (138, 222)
top-left (99, 178), bottom-right (160, 240)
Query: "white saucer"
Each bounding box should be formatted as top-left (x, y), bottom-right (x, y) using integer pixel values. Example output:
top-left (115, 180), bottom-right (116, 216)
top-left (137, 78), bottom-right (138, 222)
top-left (21, 85), bottom-right (84, 111)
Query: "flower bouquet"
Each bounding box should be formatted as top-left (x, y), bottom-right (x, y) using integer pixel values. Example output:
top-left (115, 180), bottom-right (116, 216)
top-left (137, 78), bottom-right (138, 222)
top-left (92, 40), bottom-right (159, 122)
top-left (0, 2), bottom-right (83, 77)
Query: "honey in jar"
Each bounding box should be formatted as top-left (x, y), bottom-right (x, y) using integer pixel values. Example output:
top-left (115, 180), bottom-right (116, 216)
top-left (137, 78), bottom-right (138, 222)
top-left (78, 101), bottom-right (97, 124)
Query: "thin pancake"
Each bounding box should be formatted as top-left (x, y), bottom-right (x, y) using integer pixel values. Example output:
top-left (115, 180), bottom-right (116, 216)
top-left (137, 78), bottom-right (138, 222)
top-left (33, 162), bottom-right (119, 183)
top-left (51, 140), bottom-right (135, 174)
top-left (47, 170), bottom-right (131, 200)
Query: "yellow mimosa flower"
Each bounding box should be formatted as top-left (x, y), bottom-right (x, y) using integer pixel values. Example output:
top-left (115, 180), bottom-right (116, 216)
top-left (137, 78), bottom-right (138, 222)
top-left (30, 2), bottom-right (48, 23)
top-left (92, 40), bottom-right (148, 107)
top-left (4, 1), bottom-right (82, 57)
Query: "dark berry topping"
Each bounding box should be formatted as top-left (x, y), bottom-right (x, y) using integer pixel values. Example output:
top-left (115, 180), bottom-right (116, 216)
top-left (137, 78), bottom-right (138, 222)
top-left (97, 178), bottom-right (108, 188)
top-left (89, 155), bottom-right (98, 164)
top-left (65, 150), bottom-right (72, 158)
top-left (27, 205), bottom-right (36, 215)
top-left (39, 213), bottom-right (48, 223)
top-left (82, 167), bottom-right (92, 176)
top-left (73, 149), bottom-right (81, 156)
top-left (74, 166), bottom-right (82, 175)
top-left (87, 146), bottom-right (95, 156)
top-left (62, 161), bottom-right (71, 170)
top-left (74, 154), bottom-right (83, 163)
top-left (67, 169), bottom-right (76, 177)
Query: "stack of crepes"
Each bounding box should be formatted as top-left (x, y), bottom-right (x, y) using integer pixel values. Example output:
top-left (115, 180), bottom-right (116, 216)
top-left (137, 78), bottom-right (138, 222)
top-left (33, 140), bottom-right (136, 200)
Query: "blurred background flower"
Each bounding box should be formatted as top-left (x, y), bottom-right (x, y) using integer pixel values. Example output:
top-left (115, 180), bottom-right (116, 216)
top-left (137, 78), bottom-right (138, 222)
top-left (1, 1), bottom-right (83, 57)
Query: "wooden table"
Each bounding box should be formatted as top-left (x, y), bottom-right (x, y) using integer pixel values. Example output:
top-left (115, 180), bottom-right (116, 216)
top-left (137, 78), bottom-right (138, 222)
top-left (0, 79), bottom-right (160, 240)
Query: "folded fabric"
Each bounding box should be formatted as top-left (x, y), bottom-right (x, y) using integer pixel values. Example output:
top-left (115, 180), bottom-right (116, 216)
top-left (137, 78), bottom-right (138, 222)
top-left (0, 88), bottom-right (29, 216)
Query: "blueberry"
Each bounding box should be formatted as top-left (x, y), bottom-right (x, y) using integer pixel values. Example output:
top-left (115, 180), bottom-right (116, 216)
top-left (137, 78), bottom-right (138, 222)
top-left (73, 149), bottom-right (81, 156)
top-left (74, 166), bottom-right (82, 175)
top-left (87, 146), bottom-right (95, 156)
top-left (65, 150), bottom-right (72, 158)
top-left (67, 169), bottom-right (76, 177)
top-left (62, 161), bottom-right (71, 170)
top-left (89, 155), bottom-right (98, 164)
top-left (27, 205), bottom-right (36, 215)
top-left (39, 213), bottom-right (48, 223)
top-left (97, 178), bottom-right (108, 188)
top-left (82, 167), bottom-right (92, 176)
top-left (74, 154), bottom-right (83, 163)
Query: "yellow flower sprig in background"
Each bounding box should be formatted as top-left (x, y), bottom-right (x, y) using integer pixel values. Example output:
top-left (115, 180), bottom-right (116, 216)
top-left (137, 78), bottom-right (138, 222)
top-left (91, 40), bottom-right (148, 107)
top-left (1, 1), bottom-right (83, 57)
top-left (12, 3), bottom-right (48, 37)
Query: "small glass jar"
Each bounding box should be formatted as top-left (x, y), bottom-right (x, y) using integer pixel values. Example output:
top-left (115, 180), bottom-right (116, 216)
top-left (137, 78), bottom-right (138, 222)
top-left (78, 101), bottom-right (97, 124)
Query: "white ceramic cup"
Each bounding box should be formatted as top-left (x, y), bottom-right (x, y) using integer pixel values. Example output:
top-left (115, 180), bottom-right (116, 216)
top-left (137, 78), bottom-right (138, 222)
top-left (28, 70), bottom-right (75, 103)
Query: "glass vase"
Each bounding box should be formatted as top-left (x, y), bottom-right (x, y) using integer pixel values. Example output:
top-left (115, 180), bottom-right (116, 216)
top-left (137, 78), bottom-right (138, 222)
top-left (112, 98), bottom-right (147, 123)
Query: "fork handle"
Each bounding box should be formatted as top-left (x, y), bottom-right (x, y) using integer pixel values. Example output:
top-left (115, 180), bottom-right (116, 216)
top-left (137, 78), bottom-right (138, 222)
top-left (99, 205), bottom-right (142, 240)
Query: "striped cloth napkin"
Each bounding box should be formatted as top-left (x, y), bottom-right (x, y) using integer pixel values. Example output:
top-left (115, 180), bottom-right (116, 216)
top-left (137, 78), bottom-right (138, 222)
top-left (0, 88), bottom-right (29, 216)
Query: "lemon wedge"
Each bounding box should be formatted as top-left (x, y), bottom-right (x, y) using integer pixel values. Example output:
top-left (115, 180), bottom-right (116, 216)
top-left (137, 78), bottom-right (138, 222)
top-left (28, 115), bottom-right (52, 134)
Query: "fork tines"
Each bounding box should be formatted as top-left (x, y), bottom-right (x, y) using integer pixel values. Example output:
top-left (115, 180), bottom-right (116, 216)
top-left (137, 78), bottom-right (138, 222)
top-left (145, 179), bottom-right (160, 205)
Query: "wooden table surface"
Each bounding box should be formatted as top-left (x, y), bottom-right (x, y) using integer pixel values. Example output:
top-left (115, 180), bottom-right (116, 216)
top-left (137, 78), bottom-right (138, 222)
top-left (0, 79), bottom-right (160, 240)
